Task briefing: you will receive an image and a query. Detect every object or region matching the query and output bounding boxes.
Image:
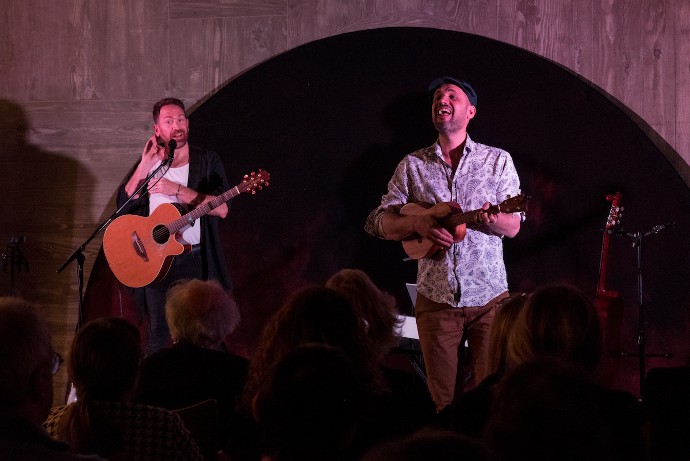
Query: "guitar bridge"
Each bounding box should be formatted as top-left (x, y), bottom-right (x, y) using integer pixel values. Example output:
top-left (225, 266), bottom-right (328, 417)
top-left (131, 231), bottom-right (149, 262)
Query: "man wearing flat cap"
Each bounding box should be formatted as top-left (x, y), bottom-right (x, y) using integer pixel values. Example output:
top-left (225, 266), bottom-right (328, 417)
top-left (365, 76), bottom-right (522, 412)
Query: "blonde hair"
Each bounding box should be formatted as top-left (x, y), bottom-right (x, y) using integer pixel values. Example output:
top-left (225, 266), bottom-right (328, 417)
top-left (165, 279), bottom-right (240, 348)
top-left (506, 284), bottom-right (602, 372)
top-left (486, 293), bottom-right (525, 376)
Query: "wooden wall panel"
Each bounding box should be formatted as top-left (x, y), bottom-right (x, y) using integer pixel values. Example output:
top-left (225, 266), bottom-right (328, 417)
top-left (170, 0), bottom-right (286, 19)
top-left (496, 0), bottom-right (519, 44)
top-left (65, 0), bottom-right (109, 100)
top-left (170, 15), bottom-right (288, 101)
top-left (570, 0), bottom-right (594, 76)
top-left (170, 18), bottom-right (226, 99)
top-left (221, 16), bottom-right (289, 83)
top-left (445, 0), bottom-right (500, 37)
top-left (593, 1), bottom-right (644, 113)
top-left (2, 1), bottom-right (83, 100)
top-left (515, 0), bottom-right (568, 59)
top-left (677, 0), bottom-right (690, 168)
top-left (106, 0), bottom-right (169, 99)
top-left (640, 0), bottom-right (674, 142)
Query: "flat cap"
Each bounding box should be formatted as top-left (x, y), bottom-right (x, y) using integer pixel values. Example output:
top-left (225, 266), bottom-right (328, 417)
top-left (428, 76), bottom-right (477, 107)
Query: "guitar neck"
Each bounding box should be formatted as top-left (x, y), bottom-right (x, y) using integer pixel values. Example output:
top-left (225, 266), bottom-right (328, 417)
top-left (596, 232), bottom-right (611, 296)
top-left (167, 185), bottom-right (241, 234)
top-left (441, 204), bottom-right (499, 229)
top-left (597, 193), bottom-right (622, 297)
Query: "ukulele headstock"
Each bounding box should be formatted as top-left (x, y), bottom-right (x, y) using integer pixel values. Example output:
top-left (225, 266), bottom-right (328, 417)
top-left (498, 193), bottom-right (528, 214)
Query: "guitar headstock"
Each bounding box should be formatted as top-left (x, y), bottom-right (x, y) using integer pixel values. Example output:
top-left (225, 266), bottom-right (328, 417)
top-left (498, 194), bottom-right (528, 214)
top-left (239, 169), bottom-right (270, 195)
top-left (605, 192), bottom-right (623, 229)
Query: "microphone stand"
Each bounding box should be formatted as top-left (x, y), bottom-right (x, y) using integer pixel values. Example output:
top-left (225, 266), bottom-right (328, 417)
top-left (56, 155), bottom-right (174, 329)
top-left (613, 221), bottom-right (676, 395)
top-left (56, 153), bottom-right (173, 404)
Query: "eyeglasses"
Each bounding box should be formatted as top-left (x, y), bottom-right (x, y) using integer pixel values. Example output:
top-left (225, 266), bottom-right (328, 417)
top-left (51, 352), bottom-right (64, 375)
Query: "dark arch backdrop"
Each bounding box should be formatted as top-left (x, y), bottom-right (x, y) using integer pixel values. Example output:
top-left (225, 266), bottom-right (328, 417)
top-left (184, 27), bottom-right (689, 394)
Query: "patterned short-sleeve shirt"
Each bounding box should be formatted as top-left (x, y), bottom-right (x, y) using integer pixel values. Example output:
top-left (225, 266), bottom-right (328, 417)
top-left (364, 135), bottom-right (521, 307)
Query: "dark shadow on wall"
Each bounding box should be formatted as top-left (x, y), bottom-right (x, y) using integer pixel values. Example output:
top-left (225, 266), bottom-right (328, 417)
top-left (0, 98), bottom-right (96, 406)
top-left (188, 28), bottom-right (690, 395)
top-left (0, 99), bottom-right (91, 307)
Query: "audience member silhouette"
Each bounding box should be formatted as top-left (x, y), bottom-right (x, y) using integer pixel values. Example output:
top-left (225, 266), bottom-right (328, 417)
top-left (504, 283), bottom-right (603, 372)
top-left (242, 286), bottom-right (374, 412)
top-left (135, 279), bottom-right (248, 451)
top-left (43, 317), bottom-right (203, 461)
top-left (642, 365), bottom-right (690, 461)
top-left (360, 427), bottom-right (495, 461)
top-left (0, 296), bottom-right (106, 461)
top-left (252, 343), bottom-right (365, 461)
top-left (484, 358), bottom-right (644, 461)
top-left (443, 283), bottom-right (647, 460)
top-left (325, 268), bottom-right (402, 365)
top-left (239, 285), bottom-right (415, 460)
top-left (326, 269), bottom-right (435, 435)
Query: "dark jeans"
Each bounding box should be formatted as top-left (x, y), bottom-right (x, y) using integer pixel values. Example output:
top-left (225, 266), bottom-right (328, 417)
top-left (143, 246), bottom-right (204, 355)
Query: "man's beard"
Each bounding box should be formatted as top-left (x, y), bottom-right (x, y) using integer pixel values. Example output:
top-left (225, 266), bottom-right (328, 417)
top-left (171, 131), bottom-right (188, 147)
top-left (433, 118), bottom-right (465, 135)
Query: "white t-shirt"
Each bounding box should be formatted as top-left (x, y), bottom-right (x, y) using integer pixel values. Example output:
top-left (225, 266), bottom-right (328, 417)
top-left (148, 161), bottom-right (201, 245)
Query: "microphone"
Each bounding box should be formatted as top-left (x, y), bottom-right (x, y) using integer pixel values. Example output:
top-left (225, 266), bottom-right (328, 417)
top-left (165, 139), bottom-right (177, 164)
top-left (650, 221), bottom-right (676, 234)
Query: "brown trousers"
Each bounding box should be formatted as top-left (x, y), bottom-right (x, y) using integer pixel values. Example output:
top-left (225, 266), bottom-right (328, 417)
top-left (415, 291), bottom-right (508, 411)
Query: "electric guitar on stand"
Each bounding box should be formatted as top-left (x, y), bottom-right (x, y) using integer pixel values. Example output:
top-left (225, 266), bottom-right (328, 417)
top-left (594, 192), bottom-right (625, 386)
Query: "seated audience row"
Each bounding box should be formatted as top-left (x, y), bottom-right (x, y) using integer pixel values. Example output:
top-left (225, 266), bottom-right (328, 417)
top-left (9, 273), bottom-right (677, 461)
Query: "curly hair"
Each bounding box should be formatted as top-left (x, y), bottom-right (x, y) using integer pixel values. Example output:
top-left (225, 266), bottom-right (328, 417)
top-left (165, 278), bottom-right (240, 348)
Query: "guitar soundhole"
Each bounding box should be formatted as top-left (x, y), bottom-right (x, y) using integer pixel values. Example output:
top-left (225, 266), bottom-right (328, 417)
top-left (152, 225), bottom-right (171, 244)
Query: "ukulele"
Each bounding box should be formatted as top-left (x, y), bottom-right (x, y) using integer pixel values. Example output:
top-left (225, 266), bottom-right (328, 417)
top-left (103, 170), bottom-right (270, 288)
top-left (594, 192), bottom-right (624, 386)
top-left (400, 194), bottom-right (527, 260)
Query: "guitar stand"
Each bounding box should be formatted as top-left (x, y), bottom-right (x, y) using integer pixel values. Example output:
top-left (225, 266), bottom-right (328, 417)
top-left (614, 221), bottom-right (676, 395)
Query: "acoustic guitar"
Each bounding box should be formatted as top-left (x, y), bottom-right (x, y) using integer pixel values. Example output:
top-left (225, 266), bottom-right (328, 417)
top-left (594, 192), bottom-right (624, 386)
top-left (400, 194), bottom-right (527, 260)
top-left (103, 169), bottom-right (270, 288)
